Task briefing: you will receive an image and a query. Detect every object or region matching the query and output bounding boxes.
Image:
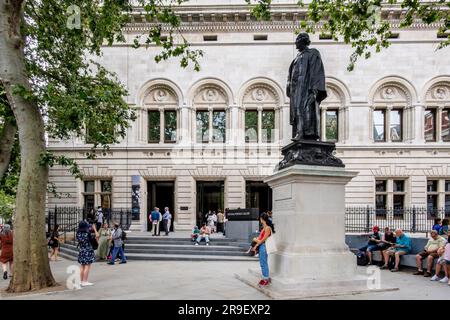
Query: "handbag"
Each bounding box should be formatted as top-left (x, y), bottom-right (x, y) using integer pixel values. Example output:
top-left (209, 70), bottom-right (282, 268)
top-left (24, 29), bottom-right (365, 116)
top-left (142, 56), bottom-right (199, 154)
top-left (265, 235), bottom-right (277, 254)
top-left (89, 233), bottom-right (99, 250)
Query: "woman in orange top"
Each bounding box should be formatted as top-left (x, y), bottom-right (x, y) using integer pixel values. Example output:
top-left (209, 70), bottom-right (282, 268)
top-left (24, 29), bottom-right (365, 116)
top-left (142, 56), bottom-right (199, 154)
top-left (252, 213), bottom-right (275, 287)
top-left (0, 224), bottom-right (13, 280)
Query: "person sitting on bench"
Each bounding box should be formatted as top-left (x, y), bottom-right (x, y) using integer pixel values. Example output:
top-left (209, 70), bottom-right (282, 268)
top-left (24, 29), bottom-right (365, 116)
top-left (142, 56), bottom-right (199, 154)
top-left (380, 228), bottom-right (411, 272)
top-left (414, 229), bottom-right (446, 277)
top-left (358, 226), bottom-right (382, 265)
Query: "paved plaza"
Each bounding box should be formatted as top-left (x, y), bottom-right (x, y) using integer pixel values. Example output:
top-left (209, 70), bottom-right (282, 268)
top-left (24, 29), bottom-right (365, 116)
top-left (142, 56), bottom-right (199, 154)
top-left (0, 258), bottom-right (449, 300)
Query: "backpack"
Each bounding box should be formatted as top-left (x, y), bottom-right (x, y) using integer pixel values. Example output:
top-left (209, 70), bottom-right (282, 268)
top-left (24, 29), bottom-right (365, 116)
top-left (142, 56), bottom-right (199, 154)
top-left (121, 230), bottom-right (127, 241)
top-left (356, 251), bottom-right (368, 266)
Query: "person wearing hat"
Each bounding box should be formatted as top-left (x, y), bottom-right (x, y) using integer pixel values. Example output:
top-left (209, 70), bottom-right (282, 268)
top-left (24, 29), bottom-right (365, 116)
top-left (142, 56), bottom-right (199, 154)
top-left (77, 221), bottom-right (96, 287)
top-left (358, 226), bottom-right (382, 265)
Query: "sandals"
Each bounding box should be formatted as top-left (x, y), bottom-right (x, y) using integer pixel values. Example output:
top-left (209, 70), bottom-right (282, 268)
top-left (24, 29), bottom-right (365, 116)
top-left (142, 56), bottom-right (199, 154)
top-left (390, 268), bottom-right (399, 272)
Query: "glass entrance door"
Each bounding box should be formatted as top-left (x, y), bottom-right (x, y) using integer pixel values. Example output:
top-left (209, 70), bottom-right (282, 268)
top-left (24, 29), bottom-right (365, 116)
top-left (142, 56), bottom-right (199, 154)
top-left (196, 181), bottom-right (224, 227)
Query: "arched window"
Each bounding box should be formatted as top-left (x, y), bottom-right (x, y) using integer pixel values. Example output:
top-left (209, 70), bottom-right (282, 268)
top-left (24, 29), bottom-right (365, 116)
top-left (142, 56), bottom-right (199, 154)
top-left (241, 82), bottom-right (281, 144)
top-left (320, 79), bottom-right (348, 143)
top-left (143, 85), bottom-right (179, 144)
top-left (369, 78), bottom-right (416, 143)
top-left (423, 79), bottom-right (450, 142)
top-left (192, 84), bottom-right (229, 143)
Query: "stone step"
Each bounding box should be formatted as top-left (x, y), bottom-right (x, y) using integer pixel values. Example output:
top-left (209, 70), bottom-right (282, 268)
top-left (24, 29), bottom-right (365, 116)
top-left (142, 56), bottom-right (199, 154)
top-left (63, 243), bottom-right (247, 256)
top-left (58, 245), bottom-right (256, 262)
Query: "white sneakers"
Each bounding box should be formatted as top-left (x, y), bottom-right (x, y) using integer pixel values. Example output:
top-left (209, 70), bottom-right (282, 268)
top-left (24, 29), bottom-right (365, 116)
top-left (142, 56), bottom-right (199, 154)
top-left (430, 275), bottom-right (449, 283)
top-left (81, 282), bottom-right (94, 287)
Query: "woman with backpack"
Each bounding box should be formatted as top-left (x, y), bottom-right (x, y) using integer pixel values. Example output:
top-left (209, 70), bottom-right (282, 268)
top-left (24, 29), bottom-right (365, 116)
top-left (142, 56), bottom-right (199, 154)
top-left (252, 213), bottom-right (275, 287)
top-left (77, 221), bottom-right (96, 287)
top-left (0, 224), bottom-right (13, 280)
top-left (48, 224), bottom-right (62, 261)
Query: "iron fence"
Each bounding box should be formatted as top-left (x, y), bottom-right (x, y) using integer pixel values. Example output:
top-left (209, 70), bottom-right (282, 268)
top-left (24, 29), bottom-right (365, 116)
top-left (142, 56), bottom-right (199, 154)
top-left (47, 207), bottom-right (132, 242)
top-left (345, 206), bottom-right (449, 234)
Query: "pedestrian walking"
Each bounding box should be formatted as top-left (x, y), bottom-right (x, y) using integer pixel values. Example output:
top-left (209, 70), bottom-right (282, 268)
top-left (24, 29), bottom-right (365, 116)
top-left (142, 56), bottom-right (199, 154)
top-left (107, 223), bottom-right (127, 265)
top-left (77, 221), bottom-right (96, 287)
top-left (163, 207), bottom-right (172, 236)
top-left (0, 224), bottom-right (13, 280)
top-left (96, 207), bottom-right (104, 231)
top-left (48, 224), bottom-right (62, 261)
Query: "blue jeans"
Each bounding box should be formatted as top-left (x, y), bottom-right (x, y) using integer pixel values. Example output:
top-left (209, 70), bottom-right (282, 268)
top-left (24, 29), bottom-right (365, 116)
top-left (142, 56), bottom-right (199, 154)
top-left (197, 235), bottom-right (209, 243)
top-left (259, 243), bottom-right (269, 280)
top-left (110, 246), bottom-right (126, 264)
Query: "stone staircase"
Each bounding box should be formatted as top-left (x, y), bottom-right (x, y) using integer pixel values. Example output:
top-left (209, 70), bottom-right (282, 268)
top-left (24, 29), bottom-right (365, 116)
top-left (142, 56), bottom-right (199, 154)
top-left (59, 232), bottom-right (257, 262)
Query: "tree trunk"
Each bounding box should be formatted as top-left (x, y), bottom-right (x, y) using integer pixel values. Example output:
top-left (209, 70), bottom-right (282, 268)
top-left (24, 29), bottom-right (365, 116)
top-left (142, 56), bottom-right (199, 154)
top-left (0, 115), bottom-right (16, 180)
top-left (0, 0), bottom-right (56, 292)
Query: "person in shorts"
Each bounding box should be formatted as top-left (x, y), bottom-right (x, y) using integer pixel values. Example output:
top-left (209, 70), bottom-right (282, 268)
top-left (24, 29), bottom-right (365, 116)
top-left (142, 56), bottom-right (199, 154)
top-left (380, 229), bottom-right (411, 272)
top-left (358, 226), bottom-right (382, 265)
top-left (413, 229), bottom-right (446, 277)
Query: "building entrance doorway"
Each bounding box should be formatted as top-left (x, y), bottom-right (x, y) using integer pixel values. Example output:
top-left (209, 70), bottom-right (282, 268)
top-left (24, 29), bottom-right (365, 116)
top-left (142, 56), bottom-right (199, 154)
top-left (246, 181), bottom-right (272, 214)
top-left (147, 181), bottom-right (175, 232)
top-left (196, 181), bottom-right (224, 227)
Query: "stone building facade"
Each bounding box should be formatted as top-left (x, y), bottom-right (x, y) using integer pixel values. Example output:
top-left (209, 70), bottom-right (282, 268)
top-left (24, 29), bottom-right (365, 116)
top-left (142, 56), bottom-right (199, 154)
top-left (47, 0), bottom-right (450, 231)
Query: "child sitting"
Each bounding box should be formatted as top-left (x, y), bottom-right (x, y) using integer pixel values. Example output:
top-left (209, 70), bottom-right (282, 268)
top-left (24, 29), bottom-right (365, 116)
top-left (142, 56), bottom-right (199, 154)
top-left (191, 226), bottom-right (200, 241)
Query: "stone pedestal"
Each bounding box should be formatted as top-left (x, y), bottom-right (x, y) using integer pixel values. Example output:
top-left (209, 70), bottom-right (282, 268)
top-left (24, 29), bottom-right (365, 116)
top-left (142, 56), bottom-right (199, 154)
top-left (236, 164), bottom-right (397, 298)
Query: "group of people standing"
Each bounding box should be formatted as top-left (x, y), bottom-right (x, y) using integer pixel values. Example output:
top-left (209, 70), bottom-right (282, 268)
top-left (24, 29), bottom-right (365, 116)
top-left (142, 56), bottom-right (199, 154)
top-left (75, 220), bottom-right (127, 287)
top-left (201, 210), bottom-right (225, 234)
top-left (150, 207), bottom-right (172, 236)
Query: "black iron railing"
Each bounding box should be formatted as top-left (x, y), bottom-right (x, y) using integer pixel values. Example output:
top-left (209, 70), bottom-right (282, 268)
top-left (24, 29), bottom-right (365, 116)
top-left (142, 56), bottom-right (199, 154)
top-left (47, 206), bottom-right (132, 242)
top-left (345, 206), bottom-right (449, 234)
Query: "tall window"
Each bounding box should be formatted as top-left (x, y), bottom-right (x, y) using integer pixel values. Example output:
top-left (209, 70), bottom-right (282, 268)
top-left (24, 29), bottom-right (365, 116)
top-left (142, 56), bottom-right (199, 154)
top-left (164, 111), bottom-right (177, 143)
top-left (212, 111), bottom-right (226, 142)
top-left (245, 111), bottom-right (258, 143)
top-left (148, 111), bottom-right (160, 143)
top-left (427, 179), bottom-right (450, 215)
top-left (325, 109), bottom-right (339, 142)
top-left (390, 109), bottom-right (403, 142)
top-left (375, 179), bottom-right (408, 216)
top-left (245, 110), bottom-right (275, 143)
top-left (196, 111), bottom-right (209, 143)
top-left (373, 110), bottom-right (386, 142)
top-left (424, 109), bottom-right (437, 142)
top-left (427, 180), bottom-right (438, 214)
top-left (373, 108), bottom-right (403, 142)
top-left (262, 110), bottom-right (275, 143)
top-left (196, 109), bottom-right (226, 143)
top-left (375, 180), bottom-right (387, 214)
top-left (82, 180), bottom-right (112, 211)
top-left (148, 110), bottom-right (177, 143)
top-left (442, 109), bottom-right (450, 141)
top-left (424, 107), bottom-right (450, 142)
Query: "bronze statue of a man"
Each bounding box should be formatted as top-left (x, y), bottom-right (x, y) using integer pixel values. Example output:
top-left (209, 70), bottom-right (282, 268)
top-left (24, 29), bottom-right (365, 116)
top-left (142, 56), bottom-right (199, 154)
top-left (287, 33), bottom-right (327, 141)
